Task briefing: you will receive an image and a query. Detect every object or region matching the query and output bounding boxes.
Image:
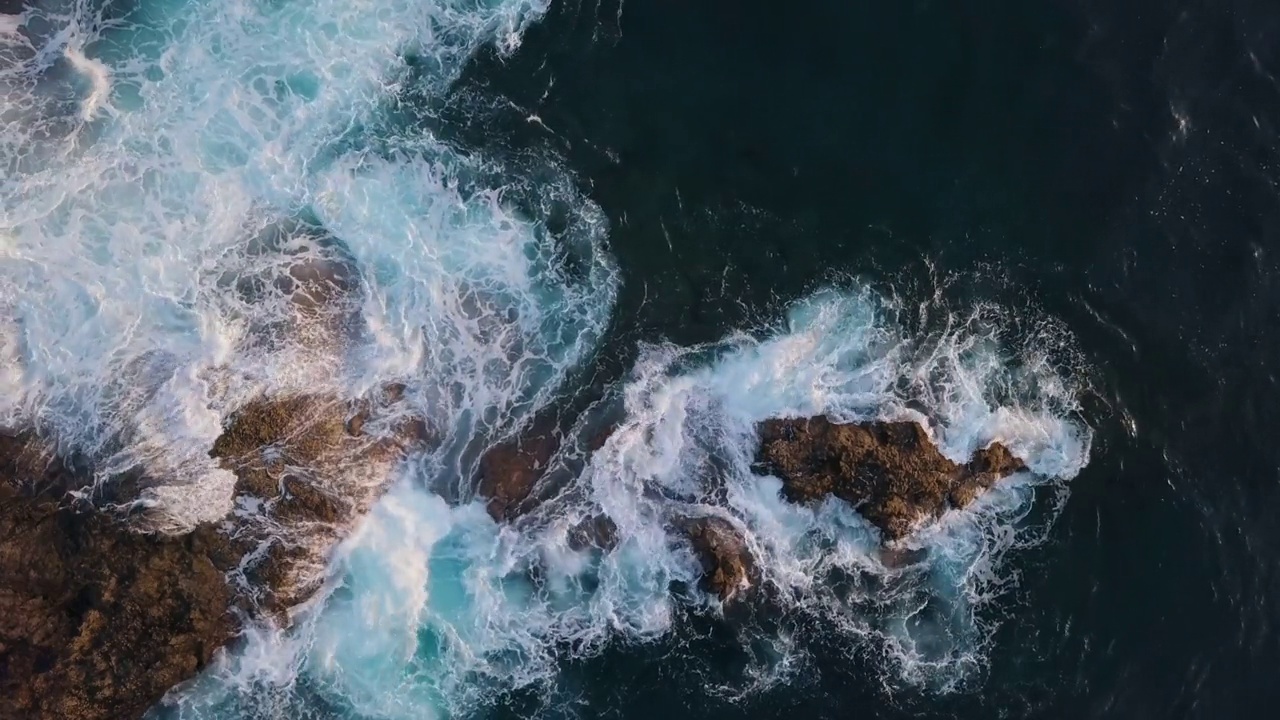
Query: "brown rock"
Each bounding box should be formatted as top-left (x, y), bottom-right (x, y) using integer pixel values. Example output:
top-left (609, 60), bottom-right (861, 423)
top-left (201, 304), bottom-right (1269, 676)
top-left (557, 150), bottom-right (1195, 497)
top-left (0, 434), bottom-right (233, 720)
top-left (477, 422), bottom-right (560, 522)
top-left (209, 391), bottom-right (427, 612)
top-left (477, 415), bottom-right (621, 523)
top-left (0, 386), bottom-right (432, 720)
top-left (756, 417), bottom-right (1026, 541)
top-left (678, 516), bottom-right (754, 602)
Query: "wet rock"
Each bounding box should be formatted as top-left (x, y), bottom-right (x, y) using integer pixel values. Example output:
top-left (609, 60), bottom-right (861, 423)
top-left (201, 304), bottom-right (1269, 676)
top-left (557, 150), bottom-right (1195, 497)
top-left (0, 434), bottom-right (233, 720)
top-left (567, 514), bottom-right (618, 552)
top-left (209, 390), bottom-right (428, 611)
top-left (233, 217), bottom-right (365, 351)
top-left (477, 419), bottom-right (561, 522)
top-left (0, 386), bottom-right (431, 720)
top-left (756, 417), bottom-right (1026, 541)
top-left (677, 516), bottom-right (755, 602)
top-left (477, 414), bottom-right (621, 522)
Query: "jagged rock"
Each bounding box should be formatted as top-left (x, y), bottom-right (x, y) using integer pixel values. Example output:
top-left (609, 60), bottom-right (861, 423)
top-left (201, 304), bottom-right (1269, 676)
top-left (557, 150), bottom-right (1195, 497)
top-left (208, 387), bottom-right (428, 612)
top-left (0, 385), bottom-right (430, 720)
top-left (477, 415), bottom-right (619, 522)
top-left (477, 421), bottom-right (560, 522)
top-left (677, 516), bottom-right (754, 603)
top-left (756, 417), bottom-right (1026, 540)
top-left (0, 434), bottom-right (233, 720)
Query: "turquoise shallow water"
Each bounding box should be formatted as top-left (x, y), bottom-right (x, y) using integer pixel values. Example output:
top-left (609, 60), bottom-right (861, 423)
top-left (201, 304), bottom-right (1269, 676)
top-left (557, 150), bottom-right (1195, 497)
top-left (3, 1), bottom-right (1280, 718)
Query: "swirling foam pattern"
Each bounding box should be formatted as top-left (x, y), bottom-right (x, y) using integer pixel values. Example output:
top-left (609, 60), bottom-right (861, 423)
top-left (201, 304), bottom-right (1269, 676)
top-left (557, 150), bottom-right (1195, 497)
top-left (0, 2), bottom-right (1092, 717)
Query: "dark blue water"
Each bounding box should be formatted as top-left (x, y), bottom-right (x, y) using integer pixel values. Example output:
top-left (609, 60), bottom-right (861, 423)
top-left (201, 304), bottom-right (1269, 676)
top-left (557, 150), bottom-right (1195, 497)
top-left (435, 0), bottom-right (1280, 716)
top-left (6, 0), bottom-right (1276, 716)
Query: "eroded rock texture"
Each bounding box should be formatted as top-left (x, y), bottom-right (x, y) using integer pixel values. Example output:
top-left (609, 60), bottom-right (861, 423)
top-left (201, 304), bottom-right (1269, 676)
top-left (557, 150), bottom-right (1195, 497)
top-left (0, 433), bottom-right (232, 720)
top-left (678, 515), bottom-right (755, 602)
top-left (756, 417), bottom-right (1026, 540)
top-left (0, 385), bottom-right (428, 720)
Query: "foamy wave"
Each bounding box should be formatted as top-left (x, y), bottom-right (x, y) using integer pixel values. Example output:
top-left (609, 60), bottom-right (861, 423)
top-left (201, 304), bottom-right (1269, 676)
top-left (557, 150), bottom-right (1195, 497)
top-left (5, 0), bottom-right (1092, 715)
top-left (0, 0), bottom-right (608, 530)
top-left (159, 284), bottom-right (1092, 717)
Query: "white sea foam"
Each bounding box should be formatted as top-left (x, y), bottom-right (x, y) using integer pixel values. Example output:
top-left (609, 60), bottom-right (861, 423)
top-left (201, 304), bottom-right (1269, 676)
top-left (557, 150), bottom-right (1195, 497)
top-left (4, 0), bottom-right (1092, 715)
top-left (62, 42), bottom-right (110, 120)
top-left (0, 14), bottom-right (21, 39)
top-left (0, 0), bottom-right (608, 530)
top-left (156, 284), bottom-right (1092, 717)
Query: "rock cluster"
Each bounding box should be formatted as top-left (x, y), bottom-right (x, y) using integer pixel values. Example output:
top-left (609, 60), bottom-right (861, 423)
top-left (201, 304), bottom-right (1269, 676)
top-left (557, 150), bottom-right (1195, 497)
top-left (0, 386), bottom-right (427, 720)
top-left (472, 414), bottom-right (1026, 605)
top-left (1, 382), bottom-right (1029, 719)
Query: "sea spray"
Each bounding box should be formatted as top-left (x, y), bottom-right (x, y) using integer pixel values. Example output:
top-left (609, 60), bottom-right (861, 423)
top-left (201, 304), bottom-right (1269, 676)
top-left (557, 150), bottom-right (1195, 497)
top-left (0, 0), bottom-right (613, 530)
top-left (3, 1), bottom-right (1095, 716)
top-left (160, 284), bottom-right (1091, 717)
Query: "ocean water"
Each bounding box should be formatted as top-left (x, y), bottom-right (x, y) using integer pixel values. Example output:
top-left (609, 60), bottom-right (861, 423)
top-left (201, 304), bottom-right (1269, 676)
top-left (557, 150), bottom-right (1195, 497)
top-left (2, 0), bottom-right (1278, 718)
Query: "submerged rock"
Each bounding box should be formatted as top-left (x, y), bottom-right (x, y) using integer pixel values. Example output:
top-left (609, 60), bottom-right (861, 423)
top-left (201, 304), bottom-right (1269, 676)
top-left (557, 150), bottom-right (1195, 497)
top-left (756, 417), bottom-right (1026, 541)
top-left (677, 516), bottom-right (755, 603)
top-left (0, 386), bottom-right (429, 720)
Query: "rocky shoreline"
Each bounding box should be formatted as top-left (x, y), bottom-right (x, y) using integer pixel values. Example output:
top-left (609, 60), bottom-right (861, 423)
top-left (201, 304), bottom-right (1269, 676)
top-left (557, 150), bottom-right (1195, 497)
top-left (1, 403), bottom-right (1027, 719)
top-left (0, 386), bottom-right (429, 720)
top-left (473, 414), bottom-right (1029, 603)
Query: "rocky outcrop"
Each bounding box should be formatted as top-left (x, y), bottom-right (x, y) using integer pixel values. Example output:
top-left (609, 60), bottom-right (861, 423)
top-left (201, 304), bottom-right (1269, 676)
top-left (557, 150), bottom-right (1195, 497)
top-left (0, 386), bottom-right (429, 720)
top-left (474, 416), bottom-right (761, 603)
top-left (677, 516), bottom-right (755, 603)
top-left (209, 386), bottom-right (428, 613)
top-left (756, 417), bottom-right (1026, 541)
top-left (477, 419), bottom-right (560, 522)
top-left (0, 433), bottom-right (232, 720)
top-left (476, 415), bottom-right (618, 522)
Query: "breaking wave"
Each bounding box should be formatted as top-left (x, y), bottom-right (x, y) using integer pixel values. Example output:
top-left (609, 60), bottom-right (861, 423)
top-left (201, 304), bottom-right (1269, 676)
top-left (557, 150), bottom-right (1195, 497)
top-left (1, 1), bottom-right (1093, 717)
top-left (0, 0), bottom-right (612, 530)
top-left (159, 284), bottom-right (1092, 718)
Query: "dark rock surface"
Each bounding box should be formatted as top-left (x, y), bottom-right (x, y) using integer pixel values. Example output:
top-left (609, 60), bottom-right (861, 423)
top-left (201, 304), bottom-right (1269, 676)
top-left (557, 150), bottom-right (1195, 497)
top-left (0, 386), bottom-right (428, 720)
top-left (476, 414), bottom-right (618, 522)
top-left (0, 434), bottom-right (232, 720)
top-left (756, 416), bottom-right (1027, 540)
top-left (567, 514), bottom-right (618, 552)
top-left (678, 516), bottom-right (755, 602)
top-left (477, 419), bottom-right (560, 522)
